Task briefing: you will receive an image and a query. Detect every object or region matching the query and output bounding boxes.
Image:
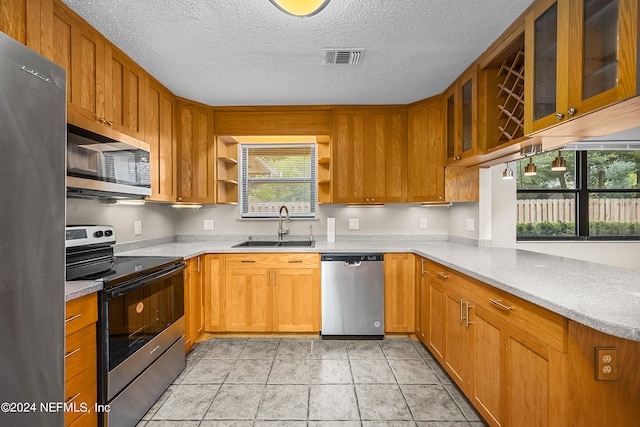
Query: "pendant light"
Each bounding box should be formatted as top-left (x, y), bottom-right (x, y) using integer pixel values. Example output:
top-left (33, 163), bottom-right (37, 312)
top-left (269, 0), bottom-right (331, 17)
top-left (551, 150), bottom-right (567, 171)
top-left (524, 157), bottom-right (537, 176)
top-left (502, 165), bottom-right (514, 179)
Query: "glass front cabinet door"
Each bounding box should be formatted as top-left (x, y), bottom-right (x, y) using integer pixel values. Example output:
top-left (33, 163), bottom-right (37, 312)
top-left (525, 0), bottom-right (638, 134)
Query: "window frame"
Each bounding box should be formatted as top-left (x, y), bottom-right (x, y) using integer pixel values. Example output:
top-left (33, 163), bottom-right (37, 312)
top-left (239, 143), bottom-right (317, 219)
top-left (517, 151), bottom-right (640, 241)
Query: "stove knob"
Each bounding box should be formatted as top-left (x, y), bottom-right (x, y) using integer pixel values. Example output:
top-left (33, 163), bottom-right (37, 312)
top-left (94, 231), bottom-right (104, 238)
top-left (104, 230), bottom-right (113, 237)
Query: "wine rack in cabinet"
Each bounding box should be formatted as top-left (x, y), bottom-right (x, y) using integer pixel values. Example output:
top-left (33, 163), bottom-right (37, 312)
top-left (481, 34), bottom-right (526, 153)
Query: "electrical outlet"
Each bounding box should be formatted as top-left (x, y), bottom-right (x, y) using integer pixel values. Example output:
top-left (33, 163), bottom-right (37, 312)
top-left (466, 218), bottom-right (475, 231)
top-left (420, 218), bottom-right (428, 229)
top-left (348, 218), bottom-right (360, 230)
top-left (134, 220), bottom-right (142, 236)
top-left (595, 347), bottom-right (618, 381)
top-left (204, 219), bottom-right (215, 230)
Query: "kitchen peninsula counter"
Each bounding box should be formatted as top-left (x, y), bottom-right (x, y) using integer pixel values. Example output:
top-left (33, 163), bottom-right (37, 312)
top-left (115, 239), bottom-right (640, 342)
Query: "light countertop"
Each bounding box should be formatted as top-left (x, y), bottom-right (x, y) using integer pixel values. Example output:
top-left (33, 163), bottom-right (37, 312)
top-left (69, 239), bottom-right (640, 342)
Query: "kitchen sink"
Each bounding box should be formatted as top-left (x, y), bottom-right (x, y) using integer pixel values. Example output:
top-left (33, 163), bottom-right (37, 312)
top-left (232, 240), bottom-right (315, 248)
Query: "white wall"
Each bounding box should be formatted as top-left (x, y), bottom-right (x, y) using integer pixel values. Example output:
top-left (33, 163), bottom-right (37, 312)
top-left (66, 198), bottom-right (177, 243)
top-left (175, 203), bottom-right (451, 239)
top-left (447, 203), bottom-right (480, 241)
top-left (486, 164), bottom-right (640, 272)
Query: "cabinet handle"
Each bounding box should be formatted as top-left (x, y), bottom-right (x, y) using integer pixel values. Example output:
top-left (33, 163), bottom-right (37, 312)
top-left (437, 272), bottom-right (449, 279)
top-left (464, 302), bottom-right (473, 327)
top-left (240, 260), bottom-right (256, 263)
top-left (489, 299), bottom-right (513, 311)
top-left (288, 260), bottom-right (303, 263)
top-left (365, 198), bottom-right (370, 202)
top-left (65, 313), bottom-right (82, 323)
top-left (273, 271), bottom-right (276, 286)
top-left (98, 117), bottom-right (106, 124)
top-left (66, 392), bottom-right (81, 405)
top-left (107, 121), bottom-right (114, 126)
top-left (555, 112), bottom-right (564, 120)
top-left (567, 107), bottom-right (577, 116)
top-left (460, 299), bottom-right (464, 323)
top-left (196, 256), bottom-right (200, 273)
top-left (371, 198), bottom-right (375, 202)
top-left (421, 259), bottom-right (426, 275)
top-left (65, 348), bottom-right (81, 359)
top-left (267, 271), bottom-right (270, 285)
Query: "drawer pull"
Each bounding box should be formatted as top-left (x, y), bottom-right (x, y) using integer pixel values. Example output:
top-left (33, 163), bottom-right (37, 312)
top-left (437, 272), bottom-right (449, 279)
top-left (66, 392), bottom-right (81, 405)
top-left (288, 260), bottom-right (303, 263)
top-left (65, 313), bottom-right (82, 323)
top-left (489, 299), bottom-right (513, 311)
top-left (240, 260), bottom-right (256, 263)
top-left (65, 348), bottom-right (81, 359)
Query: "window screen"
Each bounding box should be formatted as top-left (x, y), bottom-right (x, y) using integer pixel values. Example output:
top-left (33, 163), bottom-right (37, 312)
top-left (241, 144), bottom-right (316, 218)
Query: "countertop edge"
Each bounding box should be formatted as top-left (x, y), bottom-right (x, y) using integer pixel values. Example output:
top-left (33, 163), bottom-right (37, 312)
top-left (99, 240), bottom-right (640, 342)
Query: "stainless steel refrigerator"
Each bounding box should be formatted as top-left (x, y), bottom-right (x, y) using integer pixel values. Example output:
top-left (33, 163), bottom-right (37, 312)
top-left (0, 31), bottom-right (66, 425)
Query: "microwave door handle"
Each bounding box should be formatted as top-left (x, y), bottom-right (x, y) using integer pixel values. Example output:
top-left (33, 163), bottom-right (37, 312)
top-left (107, 263), bottom-right (186, 298)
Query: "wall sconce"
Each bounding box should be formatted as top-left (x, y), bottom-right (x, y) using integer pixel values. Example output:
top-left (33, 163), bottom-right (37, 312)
top-left (502, 165), bottom-right (514, 180)
top-left (551, 150), bottom-right (567, 171)
top-left (523, 157), bottom-right (537, 176)
top-left (269, 0), bottom-right (331, 17)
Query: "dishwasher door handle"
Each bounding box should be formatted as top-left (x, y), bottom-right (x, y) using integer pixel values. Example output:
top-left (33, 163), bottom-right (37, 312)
top-left (344, 261), bottom-right (362, 267)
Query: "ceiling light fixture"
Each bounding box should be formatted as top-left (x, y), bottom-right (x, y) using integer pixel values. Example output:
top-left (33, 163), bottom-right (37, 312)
top-left (524, 157), bottom-right (537, 176)
top-left (502, 165), bottom-right (514, 179)
top-left (551, 150), bottom-right (567, 171)
top-left (269, 0), bottom-right (331, 17)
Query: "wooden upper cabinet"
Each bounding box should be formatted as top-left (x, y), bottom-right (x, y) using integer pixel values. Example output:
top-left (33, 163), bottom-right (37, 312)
top-left (407, 96), bottom-right (445, 202)
top-left (177, 100), bottom-right (215, 203)
top-left (332, 107), bottom-right (407, 204)
top-left (332, 109), bottom-right (368, 203)
top-left (145, 78), bottom-right (177, 202)
top-left (525, 0), bottom-right (638, 134)
top-left (444, 68), bottom-right (478, 165)
top-left (37, 0), bottom-right (145, 140)
top-left (104, 44), bottom-right (144, 139)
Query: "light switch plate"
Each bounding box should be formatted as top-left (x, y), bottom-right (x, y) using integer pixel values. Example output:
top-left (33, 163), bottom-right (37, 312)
top-left (348, 218), bottom-right (360, 230)
top-left (134, 220), bottom-right (142, 235)
top-left (204, 219), bottom-right (215, 230)
top-left (420, 218), bottom-right (428, 229)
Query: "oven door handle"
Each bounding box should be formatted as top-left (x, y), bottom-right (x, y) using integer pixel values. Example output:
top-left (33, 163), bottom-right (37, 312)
top-left (106, 263), bottom-right (186, 298)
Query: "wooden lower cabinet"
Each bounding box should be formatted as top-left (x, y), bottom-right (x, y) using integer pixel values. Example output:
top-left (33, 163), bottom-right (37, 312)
top-left (414, 256), bottom-right (429, 342)
top-left (424, 260), bottom-right (567, 427)
top-left (224, 253), bottom-right (320, 333)
top-left (204, 254), bottom-right (225, 332)
top-left (64, 293), bottom-right (98, 427)
top-left (384, 253), bottom-right (415, 333)
top-left (184, 256), bottom-right (204, 352)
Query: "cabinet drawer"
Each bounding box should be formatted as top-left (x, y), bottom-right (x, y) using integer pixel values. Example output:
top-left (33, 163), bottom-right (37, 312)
top-left (65, 293), bottom-right (98, 336)
top-left (426, 262), bottom-right (471, 292)
top-left (226, 253), bottom-right (319, 268)
top-left (65, 325), bottom-right (97, 382)
top-left (64, 363), bottom-right (97, 426)
top-left (467, 281), bottom-right (567, 352)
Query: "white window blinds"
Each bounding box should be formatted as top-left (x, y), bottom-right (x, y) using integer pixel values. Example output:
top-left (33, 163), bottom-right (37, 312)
top-left (241, 144), bottom-right (316, 218)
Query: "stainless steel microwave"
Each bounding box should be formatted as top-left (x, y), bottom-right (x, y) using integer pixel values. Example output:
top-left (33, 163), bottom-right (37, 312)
top-left (66, 124), bottom-right (151, 199)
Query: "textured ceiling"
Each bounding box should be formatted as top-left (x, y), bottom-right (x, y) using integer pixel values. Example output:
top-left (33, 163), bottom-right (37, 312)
top-left (61, 0), bottom-right (535, 106)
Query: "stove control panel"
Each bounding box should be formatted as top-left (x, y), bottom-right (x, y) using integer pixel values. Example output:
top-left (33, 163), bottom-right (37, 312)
top-left (66, 225), bottom-right (116, 248)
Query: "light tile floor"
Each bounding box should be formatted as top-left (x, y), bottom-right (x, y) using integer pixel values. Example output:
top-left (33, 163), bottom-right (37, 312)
top-left (139, 338), bottom-right (488, 427)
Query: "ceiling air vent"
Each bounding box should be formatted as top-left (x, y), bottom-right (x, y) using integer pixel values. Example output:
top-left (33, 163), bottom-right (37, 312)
top-left (324, 49), bottom-right (365, 65)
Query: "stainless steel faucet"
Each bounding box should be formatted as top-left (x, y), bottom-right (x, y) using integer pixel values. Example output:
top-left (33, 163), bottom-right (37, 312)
top-left (277, 205), bottom-right (290, 240)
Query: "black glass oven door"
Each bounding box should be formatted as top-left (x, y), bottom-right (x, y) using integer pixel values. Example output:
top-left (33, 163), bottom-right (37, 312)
top-left (105, 265), bottom-right (185, 371)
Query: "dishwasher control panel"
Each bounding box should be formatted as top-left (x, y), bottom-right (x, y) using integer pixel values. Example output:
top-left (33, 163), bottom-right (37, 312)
top-left (321, 253), bottom-right (384, 262)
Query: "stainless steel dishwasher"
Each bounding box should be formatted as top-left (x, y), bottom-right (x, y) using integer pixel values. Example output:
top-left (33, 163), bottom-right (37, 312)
top-left (321, 253), bottom-right (384, 339)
